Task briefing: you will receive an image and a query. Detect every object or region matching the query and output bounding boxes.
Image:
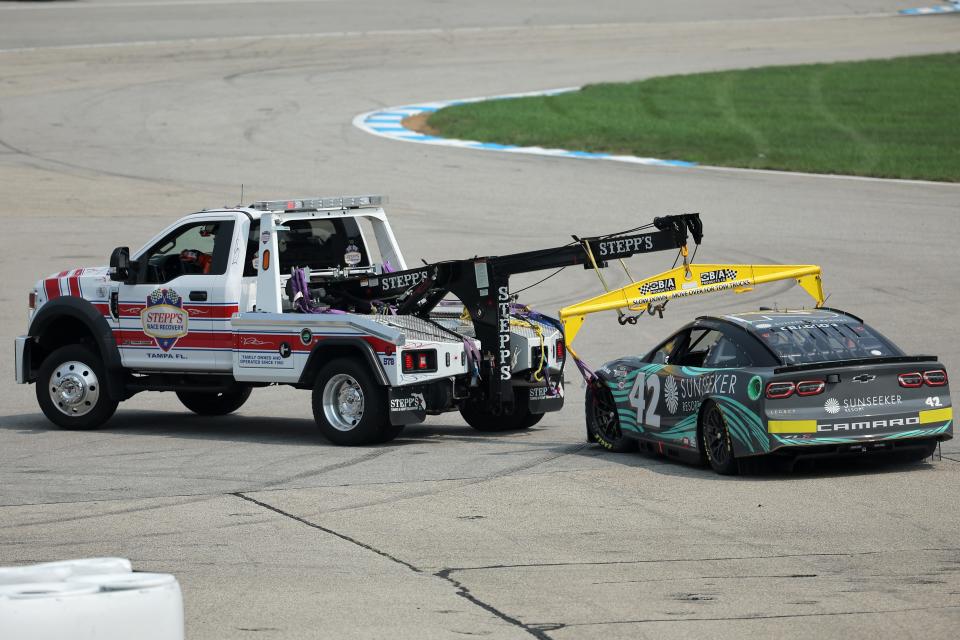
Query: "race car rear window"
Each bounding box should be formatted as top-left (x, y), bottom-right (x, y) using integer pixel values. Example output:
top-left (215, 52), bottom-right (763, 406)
top-left (757, 322), bottom-right (902, 364)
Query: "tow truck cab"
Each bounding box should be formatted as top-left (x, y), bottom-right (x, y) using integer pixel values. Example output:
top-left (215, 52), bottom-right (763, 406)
top-left (17, 196), bottom-right (565, 444)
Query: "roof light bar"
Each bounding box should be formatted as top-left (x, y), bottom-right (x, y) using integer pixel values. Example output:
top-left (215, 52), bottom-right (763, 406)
top-left (249, 195), bottom-right (386, 212)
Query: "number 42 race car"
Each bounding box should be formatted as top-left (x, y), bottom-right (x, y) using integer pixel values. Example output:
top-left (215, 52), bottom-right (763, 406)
top-left (559, 263), bottom-right (953, 475)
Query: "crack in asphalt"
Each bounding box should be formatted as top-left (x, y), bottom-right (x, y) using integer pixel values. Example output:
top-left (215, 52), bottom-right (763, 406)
top-left (441, 550), bottom-right (893, 573)
top-left (554, 603), bottom-right (960, 627)
top-left (233, 492), bottom-right (548, 639)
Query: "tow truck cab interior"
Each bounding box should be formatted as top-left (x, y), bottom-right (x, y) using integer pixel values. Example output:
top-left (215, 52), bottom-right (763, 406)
top-left (243, 218), bottom-right (372, 278)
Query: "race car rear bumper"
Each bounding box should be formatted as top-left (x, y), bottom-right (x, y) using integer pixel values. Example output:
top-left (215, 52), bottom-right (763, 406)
top-left (765, 413), bottom-right (952, 456)
top-left (768, 435), bottom-right (946, 462)
top-left (14, 336), bottom-right (30, 384)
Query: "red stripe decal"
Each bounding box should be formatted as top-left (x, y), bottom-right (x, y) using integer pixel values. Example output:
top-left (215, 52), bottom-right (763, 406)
top-left (44, 278), bottom-right (60, 301)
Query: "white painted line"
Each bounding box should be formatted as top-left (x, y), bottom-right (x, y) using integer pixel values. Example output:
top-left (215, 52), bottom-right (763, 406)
top-left (353, 89), bottom-right (960, 187)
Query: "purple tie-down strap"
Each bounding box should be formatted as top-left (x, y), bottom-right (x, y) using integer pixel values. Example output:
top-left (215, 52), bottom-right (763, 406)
top-left (463, 337), bottom-right (481, 365)
top-left (290, 268), bottom-right (345, 314)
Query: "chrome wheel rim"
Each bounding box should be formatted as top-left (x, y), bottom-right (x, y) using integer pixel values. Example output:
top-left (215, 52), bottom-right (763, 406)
top-left (49, 360), bottom-right (100, 417)
top-left (322, 374), bottom-right (365, 431)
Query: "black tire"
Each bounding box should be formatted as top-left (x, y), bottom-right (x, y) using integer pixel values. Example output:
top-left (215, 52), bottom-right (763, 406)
top-left (585, 383), bottom-right (636, 453)
top-left (37, 345), bottom-right (119, 430)
top-left (177, 387), bottom-right (252, 416)
top-left (311, 358), bottom-right (393, 446)
top-left (459, 389), bottom-right (542, 432)
top-left (699, 402), bottom-right (738, 475)
top-left (893, 439), bottom-right (939, 464)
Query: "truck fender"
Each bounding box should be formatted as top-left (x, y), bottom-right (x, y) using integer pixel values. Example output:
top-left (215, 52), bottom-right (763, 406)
top-left (27, 296), bottom-right (128, 400)
top-left (298, 337), bottom-right (390, 387)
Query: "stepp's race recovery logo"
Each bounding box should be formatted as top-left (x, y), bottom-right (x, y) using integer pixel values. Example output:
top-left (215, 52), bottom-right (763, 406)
top-left (141, 288), bottom-right (189, 352)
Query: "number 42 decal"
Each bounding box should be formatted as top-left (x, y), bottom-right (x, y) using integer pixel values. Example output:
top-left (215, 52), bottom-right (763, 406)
top-left (926, 396), bottom-right (943, 408)
top-left (629, 374), bottom-right (661, 429)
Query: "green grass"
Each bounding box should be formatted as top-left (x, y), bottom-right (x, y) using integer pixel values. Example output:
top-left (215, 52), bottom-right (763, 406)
top-left (427, 53), bottom-right (960, 182)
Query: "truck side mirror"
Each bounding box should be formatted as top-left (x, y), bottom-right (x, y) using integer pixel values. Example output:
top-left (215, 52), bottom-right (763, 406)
top-left (109, 247), bottom-right (131, 282)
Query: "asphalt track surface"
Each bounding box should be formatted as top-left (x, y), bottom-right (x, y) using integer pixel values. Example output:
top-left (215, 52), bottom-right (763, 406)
top-left (1, 1), bottom-right (959, 638)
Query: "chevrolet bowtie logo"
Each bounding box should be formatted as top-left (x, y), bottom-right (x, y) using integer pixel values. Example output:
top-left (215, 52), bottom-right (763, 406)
top-left (852, 374), bottom-right (876, 384)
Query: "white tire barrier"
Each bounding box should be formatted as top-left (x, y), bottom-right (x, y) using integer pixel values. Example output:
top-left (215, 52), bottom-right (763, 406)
top-left (0, 559), bottom-right (183, 640)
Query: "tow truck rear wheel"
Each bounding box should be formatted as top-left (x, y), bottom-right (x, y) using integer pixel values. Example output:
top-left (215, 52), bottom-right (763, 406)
top-left (37, 345), bottom-right (119, 430)
top-left (459, 389), bottom-right (542, 432)
top-left (585, 383), bottom-right (636, 452)
top-left (312, 358), bottom-right (397, 446)
top-left (177, 387), bottom-right (251, 416)
top-left (460, 407), bottom-right (543, 432)
top-left (700, 401), bottom-right (738, 475)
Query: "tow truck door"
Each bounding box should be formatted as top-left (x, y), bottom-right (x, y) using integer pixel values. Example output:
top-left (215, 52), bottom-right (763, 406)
top-left (118, 215), bottom-right (236, 372)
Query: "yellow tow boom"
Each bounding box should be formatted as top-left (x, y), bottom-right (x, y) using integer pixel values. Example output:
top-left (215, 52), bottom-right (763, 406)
top-left (558, 263), bottom-right (825, 352)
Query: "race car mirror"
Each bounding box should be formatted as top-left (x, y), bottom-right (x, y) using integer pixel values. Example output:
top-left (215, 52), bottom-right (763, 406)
top-left (109, 246), bottom-right (131, 282)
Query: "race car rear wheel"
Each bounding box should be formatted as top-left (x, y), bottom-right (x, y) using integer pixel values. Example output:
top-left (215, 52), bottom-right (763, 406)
top-left (177, 386), bottom-right (251, 416)
top-left (585, 383), bottom-right (635, 453)
top-left (37, 345), bottom-right (118, 430)
top-left (312, 358), bottom-right (394, 446)
top-left (700, 402), bottom-right (738, 475)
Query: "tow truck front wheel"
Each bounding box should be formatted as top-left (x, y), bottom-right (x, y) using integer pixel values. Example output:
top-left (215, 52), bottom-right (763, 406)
top-left (312, 359), bottom-right (399, 446)
top-left (37, 345), bottom-right (118, 430)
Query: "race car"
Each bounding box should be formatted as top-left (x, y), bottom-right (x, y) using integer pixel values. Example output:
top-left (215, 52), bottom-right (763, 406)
top-left (584, 308), bottom-right (952, 474)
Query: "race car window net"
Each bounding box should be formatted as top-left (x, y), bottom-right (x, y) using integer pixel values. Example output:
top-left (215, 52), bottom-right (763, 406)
top-left (757, 322), bottom-right (902, 365)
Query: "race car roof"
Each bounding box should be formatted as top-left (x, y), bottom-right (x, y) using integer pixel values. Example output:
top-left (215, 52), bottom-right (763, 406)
top-left (709, 308), bottom-right (862, 332)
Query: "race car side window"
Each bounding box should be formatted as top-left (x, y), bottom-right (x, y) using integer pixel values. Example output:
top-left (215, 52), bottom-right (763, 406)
top-left (673, 329), bottom-right (723, 367)
top-left (703, 336), bottom-right (753, 368)
top-left (649, 333), bottom-right (684, 364)
top-left (139, 220), bottom-right (235, 284)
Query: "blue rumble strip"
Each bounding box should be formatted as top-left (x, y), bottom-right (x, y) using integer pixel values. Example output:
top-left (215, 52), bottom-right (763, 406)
top-left (352, 87), bottom-right (698, 169)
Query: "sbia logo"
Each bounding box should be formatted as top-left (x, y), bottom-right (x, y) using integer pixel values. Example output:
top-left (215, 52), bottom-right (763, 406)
top-left (638, 278), bottom-right (676, 296)
top-left (699, 269), bottom-right (738, 286)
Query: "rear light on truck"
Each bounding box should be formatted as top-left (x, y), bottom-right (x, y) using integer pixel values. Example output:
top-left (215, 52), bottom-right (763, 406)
top-left (28, 291), bottom-right (36, 310)
top-left (796, 380), bottom-right (825, 396)
top-left (898, 372), bottom-right (923, 388)
top-left (402, 349), bottom-right (437, 373)
top-left (923, 369), bottom-right (948, 386)
top-left (765, 381), bottom-right (795, 399)
top-left (555, 340), bottom-right (565, 363)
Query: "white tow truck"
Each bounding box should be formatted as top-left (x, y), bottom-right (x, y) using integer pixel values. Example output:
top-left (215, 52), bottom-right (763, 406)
top-left (14, 194), bottom-right (700, 445)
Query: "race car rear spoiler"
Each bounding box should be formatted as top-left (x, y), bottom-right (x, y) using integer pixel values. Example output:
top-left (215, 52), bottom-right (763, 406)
top-left (773, 355), bottom-right (939, 375)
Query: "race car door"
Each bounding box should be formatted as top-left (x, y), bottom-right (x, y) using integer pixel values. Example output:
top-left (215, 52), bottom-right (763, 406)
top-left (117, 217), bottom-right (235, 372)
top-left (635, 328), bottom-right (726, 437)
